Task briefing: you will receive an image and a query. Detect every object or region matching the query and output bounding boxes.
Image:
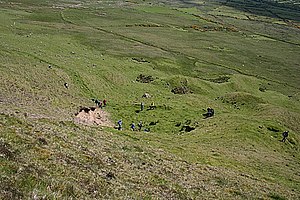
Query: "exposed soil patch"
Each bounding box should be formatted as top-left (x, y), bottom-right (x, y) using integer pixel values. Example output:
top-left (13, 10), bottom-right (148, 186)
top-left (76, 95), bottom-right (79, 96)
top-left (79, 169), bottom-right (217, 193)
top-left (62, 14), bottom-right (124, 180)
top-left (136, 74), bottom-right (154, 83)
top-left (74, 107), bottom-right (114, 127)
top-left (171, 86), bottom-right (192, 94)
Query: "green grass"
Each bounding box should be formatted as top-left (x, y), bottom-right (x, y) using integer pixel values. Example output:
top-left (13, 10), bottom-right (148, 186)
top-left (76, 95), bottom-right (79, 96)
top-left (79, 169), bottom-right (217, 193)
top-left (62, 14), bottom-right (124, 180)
top-left (0, 0), bottom-right (300, 199)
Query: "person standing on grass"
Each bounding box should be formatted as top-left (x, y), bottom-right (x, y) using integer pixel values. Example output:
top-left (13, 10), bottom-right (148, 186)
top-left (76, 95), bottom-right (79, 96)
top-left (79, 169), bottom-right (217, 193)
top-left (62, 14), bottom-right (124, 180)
top-left (281, 131), bottom-right (289, 142)
top-left (141, 102), bottom-right (144, 111)
top-left (131, 122), bottom-right (136, 131)
top-left (95, 100), bottom-right (102, 108)
top-left (208, 107), bottom-right (214, 117)
top-left (117, 119), bottom-right (122, 130)
top-left (103, 99), bottom-right (107, 107)
top-left (99, 100), bottom-right (103, 109)
top-left (138, 121), bottom-right (143, 131)
top-left (64, 82), bottom-right (69, 89)
top-left (95, 99), bottom-right (99, 106)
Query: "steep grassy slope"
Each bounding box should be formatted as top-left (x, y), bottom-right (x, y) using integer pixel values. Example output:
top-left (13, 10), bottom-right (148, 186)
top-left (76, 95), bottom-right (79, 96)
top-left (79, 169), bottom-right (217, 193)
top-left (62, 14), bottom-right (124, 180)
top-left (1, 0), bottom-right (300, 199)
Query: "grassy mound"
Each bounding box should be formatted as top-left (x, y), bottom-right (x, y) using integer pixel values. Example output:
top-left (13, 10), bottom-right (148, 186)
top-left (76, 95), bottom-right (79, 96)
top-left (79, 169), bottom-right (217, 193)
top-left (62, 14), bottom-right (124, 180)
top-left (222, 92), bottom-right (265, 109)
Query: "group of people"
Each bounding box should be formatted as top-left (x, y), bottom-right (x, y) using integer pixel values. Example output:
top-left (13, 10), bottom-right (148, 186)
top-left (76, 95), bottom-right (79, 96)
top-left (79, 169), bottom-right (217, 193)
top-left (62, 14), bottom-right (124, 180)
top-left (117, 103), bottom-right (291, 143)
top-left (117, 105), bottom-right (214, 132)
top-left (117, 120), bottom-right (143, 132)
top-left (94, 99), bottom-right (107, 108)
top-left (130, 121), bottom-right (143, 131)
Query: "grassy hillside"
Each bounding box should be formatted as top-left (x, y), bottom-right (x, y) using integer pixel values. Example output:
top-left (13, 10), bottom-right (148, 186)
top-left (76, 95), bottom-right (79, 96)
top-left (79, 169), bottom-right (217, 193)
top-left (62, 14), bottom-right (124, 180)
top-left (1, 0), bottom-right (300, 199)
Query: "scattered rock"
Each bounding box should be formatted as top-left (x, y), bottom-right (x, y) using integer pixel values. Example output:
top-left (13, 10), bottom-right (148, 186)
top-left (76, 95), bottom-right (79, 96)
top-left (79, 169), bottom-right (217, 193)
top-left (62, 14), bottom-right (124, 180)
top-left (142, 93), bottom-right (151, 98)
top-left (132, 57), bottom-right (150, 63)
top-left (259, 85), bottom-right (267, 92)
top-left (127, 24), bottom-right (162, 28)
top-left (106, 172), bottom-right (115, 180)
top-left (106, 157), bottom-right (116, 165)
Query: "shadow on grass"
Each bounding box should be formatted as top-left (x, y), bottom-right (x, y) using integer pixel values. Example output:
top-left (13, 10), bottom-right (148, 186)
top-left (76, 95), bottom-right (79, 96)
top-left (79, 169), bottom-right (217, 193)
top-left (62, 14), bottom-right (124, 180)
top-left (179, 0), bottom-right (300, 21)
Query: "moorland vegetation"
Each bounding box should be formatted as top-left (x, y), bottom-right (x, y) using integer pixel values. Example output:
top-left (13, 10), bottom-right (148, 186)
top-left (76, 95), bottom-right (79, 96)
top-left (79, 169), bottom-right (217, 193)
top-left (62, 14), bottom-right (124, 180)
top-left (0, 0), bottom-right (299, 199)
